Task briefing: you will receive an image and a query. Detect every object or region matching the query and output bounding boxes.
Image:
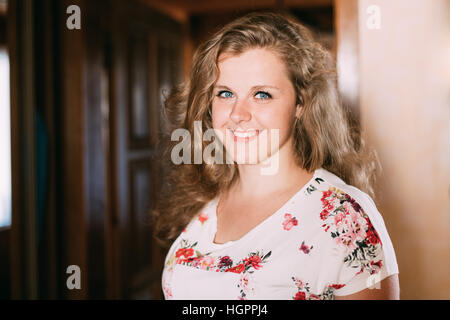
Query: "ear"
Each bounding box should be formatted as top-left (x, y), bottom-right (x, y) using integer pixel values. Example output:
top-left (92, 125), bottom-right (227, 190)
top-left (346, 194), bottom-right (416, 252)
top-left (295, 104), bottom-right (303, 119)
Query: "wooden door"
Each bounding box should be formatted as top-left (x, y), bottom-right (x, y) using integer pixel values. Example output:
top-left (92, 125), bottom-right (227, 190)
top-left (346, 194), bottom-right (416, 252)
top-left (108, 0), bottom-right (183, 299)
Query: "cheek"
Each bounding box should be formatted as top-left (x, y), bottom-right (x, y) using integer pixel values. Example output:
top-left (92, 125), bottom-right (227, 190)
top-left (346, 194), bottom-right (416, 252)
top-left (211, 102), bottom-right (229, 128)
top-left (257, 107), bottom-right (293, 130)
top-left (256, 105), bottom-right (296, 145)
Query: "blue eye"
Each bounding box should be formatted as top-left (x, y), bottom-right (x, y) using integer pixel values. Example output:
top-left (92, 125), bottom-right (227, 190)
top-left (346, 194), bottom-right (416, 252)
top-left (255, 91), bottom-right (272, 100)
top-left (217, 90), bottom-right (234, 98)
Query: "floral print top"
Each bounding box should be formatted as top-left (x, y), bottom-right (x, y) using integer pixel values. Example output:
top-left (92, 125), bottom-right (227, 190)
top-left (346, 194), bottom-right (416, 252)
top-left (161, 168), bottom-right (399, 300)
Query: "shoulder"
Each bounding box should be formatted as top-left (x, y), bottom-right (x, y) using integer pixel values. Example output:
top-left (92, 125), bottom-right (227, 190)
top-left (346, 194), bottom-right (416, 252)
top-left (311, 168), bottom-right (390, 248)
top-left (307, 168), bottom-right (399, 293)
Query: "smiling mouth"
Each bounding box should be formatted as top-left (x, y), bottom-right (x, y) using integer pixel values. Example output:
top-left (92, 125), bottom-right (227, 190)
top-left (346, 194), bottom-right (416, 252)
top-left (227, 129), bottom-right (261, 142)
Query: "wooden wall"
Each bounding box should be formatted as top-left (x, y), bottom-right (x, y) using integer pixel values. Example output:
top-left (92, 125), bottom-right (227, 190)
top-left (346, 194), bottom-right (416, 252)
top-left (336, 0), bottom-right (450, 299)
top-left (6, 0), bottom-right (183, 299)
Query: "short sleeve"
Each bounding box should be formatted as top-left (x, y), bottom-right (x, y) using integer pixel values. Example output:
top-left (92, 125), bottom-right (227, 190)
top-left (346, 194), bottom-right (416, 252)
top-left (330, 189), bottom-right (399, 297)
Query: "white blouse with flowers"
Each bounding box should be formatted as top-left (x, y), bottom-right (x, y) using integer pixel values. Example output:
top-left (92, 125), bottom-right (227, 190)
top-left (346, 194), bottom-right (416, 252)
top-left (161, 168), bottom-right (399, 300)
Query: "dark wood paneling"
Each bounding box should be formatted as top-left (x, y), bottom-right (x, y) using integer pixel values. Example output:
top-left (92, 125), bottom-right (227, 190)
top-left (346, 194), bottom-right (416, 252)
top-left (8, 0), bottom-right (39, 299)
top-left (59, 0), bottom-right (88, 299)
top-left (34, 0), bottom-right (59, 299)
top-left (6, 0), bottom-right (183, 300)
top-left (127, 159), bottom-right (152, 296)
top-left (128, 33), bottom-right (151, 149)
top-left (109, 0), bottom-right (183, 299)
top-left (0, 229), bottom-right (10, 299)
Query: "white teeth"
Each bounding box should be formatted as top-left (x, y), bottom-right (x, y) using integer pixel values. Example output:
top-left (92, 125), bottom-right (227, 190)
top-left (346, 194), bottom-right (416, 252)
top-left (232, 130), bottom-right (258, 138)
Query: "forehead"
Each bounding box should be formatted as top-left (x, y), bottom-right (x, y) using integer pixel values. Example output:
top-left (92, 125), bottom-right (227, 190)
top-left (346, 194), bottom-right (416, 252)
top-left (216, 48), bottom-right (290, 86)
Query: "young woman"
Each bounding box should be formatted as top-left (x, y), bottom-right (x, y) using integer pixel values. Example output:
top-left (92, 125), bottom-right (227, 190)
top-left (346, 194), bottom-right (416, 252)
top-left (153, 11), bottom-right (400, 300)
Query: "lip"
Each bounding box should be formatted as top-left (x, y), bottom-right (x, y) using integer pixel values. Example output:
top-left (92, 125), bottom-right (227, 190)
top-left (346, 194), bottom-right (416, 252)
top-left (227, 128), bottom-right (261, 143)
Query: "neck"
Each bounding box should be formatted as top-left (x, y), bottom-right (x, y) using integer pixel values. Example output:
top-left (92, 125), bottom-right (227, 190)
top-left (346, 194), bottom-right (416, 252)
top-left (232, 140), bottom-right (314, 199)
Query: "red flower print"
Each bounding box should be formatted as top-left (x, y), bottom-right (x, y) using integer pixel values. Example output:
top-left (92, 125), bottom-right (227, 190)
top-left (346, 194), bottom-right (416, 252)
top-left (225, 263), bottom-right (245, 274)
top-left (184, 248), bottom-right (194, 257)
top-left (282, 213), bottom-right (298, 231)
top-left (328, 284), bottom-right (345, 290)
top-left (356, 267), bottom-right (364, 276)
top-left (299, 241), bottom-right (313, 254)
top-left (366, 229), bottom-right (380, 246)
top-left (218, 256), bottom-right (233, 268)
top-left (326, 202), bottom-right (334, 211)
top-left (320, 209), bottom-right (329, 220)
top-left (243, 255), bottom-right (262, 270)
top-left (365, 217), bottom-right (382, 246)
top-left (345, 194), bottom-right (362, 212)
top-left (370, 260), bottom-right (383, 274)
top-left (175, 248), bottom-right (194, 258)
top-left (294, 291), bottom-right (306, 300)
top-left (371, 260), bottom-right (383, 268)
top-left (321, 189), bottom-right (333, 201)
top-left (198, 212), bottom-right (208, 224)
top-left (175, 248), bottom-right (184, 258)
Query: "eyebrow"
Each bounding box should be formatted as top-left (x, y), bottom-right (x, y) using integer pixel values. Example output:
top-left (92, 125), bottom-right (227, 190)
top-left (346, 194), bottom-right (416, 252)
top-left (214, 84), bottom-right (280, 91)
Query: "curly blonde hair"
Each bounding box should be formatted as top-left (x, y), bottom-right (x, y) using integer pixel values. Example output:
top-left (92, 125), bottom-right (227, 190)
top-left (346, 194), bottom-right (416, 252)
top-left (152, 11), bottom-right (380, 246)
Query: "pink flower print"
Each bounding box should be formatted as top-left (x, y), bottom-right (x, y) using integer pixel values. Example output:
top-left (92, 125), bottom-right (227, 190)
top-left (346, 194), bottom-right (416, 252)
top-left (299, 241), bottom-right (313, 254)
top-left (350, 210), bottom-right (361, 223)
top-left (334, 211), bottom-right (347, 227)
top-left (282, 213), bottom-right (298, 230)
top-left (292, 277), bottom-right (305, 290)
top-left (192, 257), bottom-right (202, 268)
top-left (198, 212), bottom-right (208, 225)
top-left (200, 255), bottom-right (215, 270)
top-left (351, 214), bottom-right (366, 238)
top-left (239, 273), bottom-right (252, 296)
top-left (343, 201), bottom-right (353, 215)
top-left (336, 226), bottom-right (362, 250)
top-left (162, 280), bottom-right (173, 298)
top-left (291, 277), bottom-right (311, 300)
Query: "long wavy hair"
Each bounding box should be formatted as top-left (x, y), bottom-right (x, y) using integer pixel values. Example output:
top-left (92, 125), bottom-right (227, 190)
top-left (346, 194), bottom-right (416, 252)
top-left (152, 11), bottom-right (381, 246)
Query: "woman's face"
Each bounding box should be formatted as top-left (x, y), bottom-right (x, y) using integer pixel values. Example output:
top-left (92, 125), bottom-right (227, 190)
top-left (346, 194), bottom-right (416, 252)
top-left (212, 48), bottom-right (299, 164)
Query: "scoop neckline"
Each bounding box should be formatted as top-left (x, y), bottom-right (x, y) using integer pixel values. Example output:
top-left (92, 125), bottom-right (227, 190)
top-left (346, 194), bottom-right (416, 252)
top-left (208, 167), bottom-right (323, 250)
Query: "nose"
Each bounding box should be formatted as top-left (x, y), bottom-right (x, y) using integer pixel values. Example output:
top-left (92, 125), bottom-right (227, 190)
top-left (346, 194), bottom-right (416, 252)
top-left (229, 99), bottom-right (252, 123)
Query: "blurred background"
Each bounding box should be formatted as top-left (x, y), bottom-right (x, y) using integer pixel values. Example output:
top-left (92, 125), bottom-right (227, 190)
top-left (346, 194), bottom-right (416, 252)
top-left (0, 0), bottom-right (448, 299)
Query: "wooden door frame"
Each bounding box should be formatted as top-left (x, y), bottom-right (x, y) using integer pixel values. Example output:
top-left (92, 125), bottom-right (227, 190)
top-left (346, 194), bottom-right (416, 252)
top-left (8, 0), bottom-right (39, 299)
